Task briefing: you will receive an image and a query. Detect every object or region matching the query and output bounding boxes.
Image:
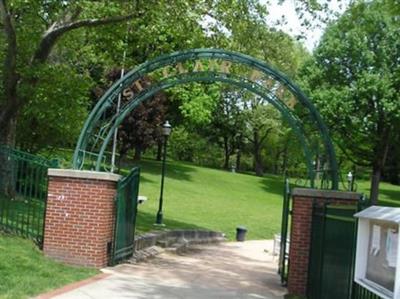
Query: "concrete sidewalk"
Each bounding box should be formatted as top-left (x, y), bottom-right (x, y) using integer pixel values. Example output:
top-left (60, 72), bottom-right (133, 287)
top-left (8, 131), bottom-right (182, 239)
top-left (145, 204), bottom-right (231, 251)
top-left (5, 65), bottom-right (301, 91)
top-left (49, 240), bottom-right (286, 299)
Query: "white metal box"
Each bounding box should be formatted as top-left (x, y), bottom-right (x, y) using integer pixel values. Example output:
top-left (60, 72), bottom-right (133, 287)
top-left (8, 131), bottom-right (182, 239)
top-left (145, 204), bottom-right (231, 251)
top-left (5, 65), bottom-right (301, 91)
top-left (354, 206), bottom-right (400, 299)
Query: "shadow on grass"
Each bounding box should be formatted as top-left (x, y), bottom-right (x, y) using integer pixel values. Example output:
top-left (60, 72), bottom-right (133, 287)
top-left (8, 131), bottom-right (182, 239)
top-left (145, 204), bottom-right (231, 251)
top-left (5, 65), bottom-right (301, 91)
top-left (135, 210), bottom-right (205, 235)
top-left (379, 187), bottom-right (400, 200)
top-left (119, 158), bottom-right (196, 182)
top-left (259, 175), bottom-right (285, 197)
top-left (378, 185), bottom-right (400, 207)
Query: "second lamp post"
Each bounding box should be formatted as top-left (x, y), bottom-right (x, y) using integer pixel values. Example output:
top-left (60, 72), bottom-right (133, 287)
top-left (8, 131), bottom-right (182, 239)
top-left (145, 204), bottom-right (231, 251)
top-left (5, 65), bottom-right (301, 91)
top-left (155, 121), bottom-right (172, 225)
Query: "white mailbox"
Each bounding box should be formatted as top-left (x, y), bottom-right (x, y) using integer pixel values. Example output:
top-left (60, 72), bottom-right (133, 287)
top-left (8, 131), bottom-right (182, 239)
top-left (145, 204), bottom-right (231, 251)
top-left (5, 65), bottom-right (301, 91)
top-left (354, 206), bottom-right (400, 299)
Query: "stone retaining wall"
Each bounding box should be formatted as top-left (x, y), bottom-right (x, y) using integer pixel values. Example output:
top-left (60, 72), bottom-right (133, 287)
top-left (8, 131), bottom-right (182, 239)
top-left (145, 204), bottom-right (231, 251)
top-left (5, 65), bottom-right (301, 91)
top-left (134, 229), bottom-right (226, 251)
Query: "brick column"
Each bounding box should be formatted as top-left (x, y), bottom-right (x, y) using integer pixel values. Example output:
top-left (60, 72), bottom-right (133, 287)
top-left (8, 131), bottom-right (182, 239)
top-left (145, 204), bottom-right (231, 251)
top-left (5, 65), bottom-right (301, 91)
top-left (287, 188), bottom-right (361, 296)
top-left (43, 169), bottom-right (120, 268)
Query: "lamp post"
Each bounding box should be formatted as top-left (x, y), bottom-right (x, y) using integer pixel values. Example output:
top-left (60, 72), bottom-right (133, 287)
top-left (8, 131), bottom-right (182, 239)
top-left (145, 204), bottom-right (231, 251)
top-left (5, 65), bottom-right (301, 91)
top-left (155, 121), bottom-right (172, 225)
top-left (347, 171), bottom-right (353, 191)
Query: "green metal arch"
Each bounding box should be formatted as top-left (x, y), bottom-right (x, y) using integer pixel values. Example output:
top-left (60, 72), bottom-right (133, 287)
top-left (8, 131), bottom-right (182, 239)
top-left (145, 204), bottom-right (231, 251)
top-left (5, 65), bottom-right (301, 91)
top-left (95, 72), bottom-right (316, 183)
top-left (73, 48), bottom-right (338, 189)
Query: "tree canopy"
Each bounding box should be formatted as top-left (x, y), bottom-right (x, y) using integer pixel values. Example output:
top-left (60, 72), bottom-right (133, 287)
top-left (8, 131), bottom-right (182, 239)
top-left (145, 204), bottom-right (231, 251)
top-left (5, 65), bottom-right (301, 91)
top-left (3, 0), bottom-right (396, 190)
top-left (300, 0), bottom-right (400, 201)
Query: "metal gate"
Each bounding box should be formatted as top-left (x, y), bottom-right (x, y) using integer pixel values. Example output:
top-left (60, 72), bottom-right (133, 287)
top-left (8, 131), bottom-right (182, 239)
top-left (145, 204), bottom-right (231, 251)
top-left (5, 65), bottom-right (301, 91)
top-left (279, 176), bottom-right (291, 285)
top-left (0, 145), bottom-right (58, 246)
top-left (308, 204), bottom-right (358, 299)
top-left (112, 167), bottom-right (140, 264)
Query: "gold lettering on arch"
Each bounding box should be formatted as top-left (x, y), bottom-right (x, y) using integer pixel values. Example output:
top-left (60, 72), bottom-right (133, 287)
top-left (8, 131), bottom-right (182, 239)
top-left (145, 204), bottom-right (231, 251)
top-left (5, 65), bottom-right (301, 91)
top-left (275, 86), bottom-right (285, 99)
top-left (208, 60), bottom-right (219, 72)
top-left (263, 78), bottom-right (275, 90)
top-left (122, 88), bottom-right (134, 98)
top-left (134, 80), bottom-right (144, 92)
top-left (249, 70), bottom-right (263, 81)
top-left (176, 62), bottom-right (187, 74)
top-left (162, 67), bottom-right (170, 78)
top-left (286, 96), bottom-right (297, 110)
top-left (193, 60), bottom-right (204, 72)
top-left (220, 61), bottom-right (232, 73)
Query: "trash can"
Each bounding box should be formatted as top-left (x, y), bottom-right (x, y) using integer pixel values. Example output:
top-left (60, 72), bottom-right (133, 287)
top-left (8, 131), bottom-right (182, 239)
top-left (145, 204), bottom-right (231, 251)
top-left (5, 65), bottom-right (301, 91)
top-left (236, 226), bottom-right (247, 242)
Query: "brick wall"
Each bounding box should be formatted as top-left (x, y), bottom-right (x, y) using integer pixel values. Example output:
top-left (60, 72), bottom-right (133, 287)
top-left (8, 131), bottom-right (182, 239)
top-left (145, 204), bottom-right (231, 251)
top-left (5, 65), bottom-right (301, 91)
top-left (287, 188), bottom-right (361, 296)
top-left (43, 169), bottom-right (120, 268)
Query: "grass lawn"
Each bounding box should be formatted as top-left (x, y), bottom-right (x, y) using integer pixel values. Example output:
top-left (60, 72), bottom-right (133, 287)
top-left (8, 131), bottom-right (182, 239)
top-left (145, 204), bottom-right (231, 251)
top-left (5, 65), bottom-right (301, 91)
top-left (357, 179), bottom-right (400, 207)
top-left (1, 157), bottom-right (398, 298)
top-left (0, 196), bottom-right (45, 240)
top-left (124, 158), bottom-right (400, 241)
top-left (0, 233), bottom-right (98, 299)
top-left (123, 159), bottom-right (285, 240)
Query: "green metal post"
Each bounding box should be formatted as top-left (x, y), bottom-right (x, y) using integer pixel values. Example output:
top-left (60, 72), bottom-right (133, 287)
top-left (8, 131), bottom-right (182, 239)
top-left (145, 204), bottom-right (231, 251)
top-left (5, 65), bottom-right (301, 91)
top-left (279, 175), bottom-right (290, 285)
top-left (156, 136), bottom-right (168, 225)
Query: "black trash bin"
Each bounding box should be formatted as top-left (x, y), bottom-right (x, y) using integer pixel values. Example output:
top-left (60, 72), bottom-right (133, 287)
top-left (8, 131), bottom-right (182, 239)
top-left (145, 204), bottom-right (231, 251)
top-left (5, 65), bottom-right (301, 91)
top-left (236, 226), bottom-right (247, 242)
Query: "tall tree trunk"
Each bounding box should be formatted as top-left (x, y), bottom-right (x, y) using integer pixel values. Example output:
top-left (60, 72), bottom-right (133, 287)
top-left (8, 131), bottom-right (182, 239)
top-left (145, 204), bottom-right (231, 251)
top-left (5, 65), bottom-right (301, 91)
top-left (0, 117), bottom-right (17, 197)
top-left (369, 132), bottom-right (390, 204)
top-left (254, 150), bottom-right (263, 176)
top-left (223, 137), bottom-right (230, 170)
top-left (370, 163), bottom-right (382, 205)
top-left (0, 116), bottom-right (17, 147)
top-left (156, 140), bottom-right (162, 161)
top-left (383, 141), bottom-right (400, 185)
top-left (387, 161), bottom-right (399, 185)
top-left (274, 150), bottom-right (281, 174)
top-left (236, 149), bottom-right (241, 172)
top-left (133, 144), bottom-right (142, 161)
top-left (253, 130), bottom-right (263, 176)
top-left (281, 146), bottom-right (288, 174)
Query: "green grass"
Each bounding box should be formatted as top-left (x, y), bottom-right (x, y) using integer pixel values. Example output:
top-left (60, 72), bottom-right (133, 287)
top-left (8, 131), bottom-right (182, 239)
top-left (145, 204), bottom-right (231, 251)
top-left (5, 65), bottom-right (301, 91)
top-left (125, 158), bottom-right (400, 241)
top-left (0, 233), bottom-right (98, 299)
top-left (357, 179), bottom-right (400, 207)
top-left (1, 157), bottom-right (398, 298)
top-left (0, 196), bottom-right (45, 240)
top-left (125, 159), bottom-right (290, 240)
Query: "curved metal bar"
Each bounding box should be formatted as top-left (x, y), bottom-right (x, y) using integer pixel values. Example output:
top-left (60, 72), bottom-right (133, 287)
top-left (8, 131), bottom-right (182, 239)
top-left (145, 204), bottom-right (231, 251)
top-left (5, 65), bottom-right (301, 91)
top-left (73, 49), bottom-right (337, 189)
top-left (94, 72), bottom-right (316, 186)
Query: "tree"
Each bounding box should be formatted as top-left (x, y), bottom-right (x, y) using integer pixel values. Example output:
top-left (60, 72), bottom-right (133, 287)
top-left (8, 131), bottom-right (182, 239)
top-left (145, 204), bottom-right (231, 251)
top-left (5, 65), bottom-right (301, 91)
top-left (383, 135), bottom-right (400, 185)
top-left (17, 65), bottom-right (93, 152)
top-left (0, 0), bottom-right (263, 149)
top-left (242, 97), bottom-right (281, 176)
top-left (0, 0), bottom-right (147, 147)
top-left (300, 0), bottom-right (400, 203)
top-left (206, 89), bottom-right (245, 170)
top-left (99, 70), bottom-right (168, 164)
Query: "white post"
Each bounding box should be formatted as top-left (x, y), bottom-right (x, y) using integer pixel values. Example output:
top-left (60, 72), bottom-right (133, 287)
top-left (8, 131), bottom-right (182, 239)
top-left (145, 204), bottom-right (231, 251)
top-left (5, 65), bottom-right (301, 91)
top-left (110, 50), bottom-right (127, 173)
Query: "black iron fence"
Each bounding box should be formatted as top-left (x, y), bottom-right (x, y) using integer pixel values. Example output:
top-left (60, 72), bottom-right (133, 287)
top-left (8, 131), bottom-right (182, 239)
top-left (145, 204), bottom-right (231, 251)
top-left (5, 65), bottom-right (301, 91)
top-left (0, 145), bottom-right (58, 245)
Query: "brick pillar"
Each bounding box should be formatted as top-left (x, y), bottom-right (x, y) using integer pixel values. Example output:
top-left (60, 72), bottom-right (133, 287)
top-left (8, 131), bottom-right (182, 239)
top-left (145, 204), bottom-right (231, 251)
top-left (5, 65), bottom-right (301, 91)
top-left (287, 188), bottom-right (361, 296)
top-left (43, 169), bottom-right (121, 268)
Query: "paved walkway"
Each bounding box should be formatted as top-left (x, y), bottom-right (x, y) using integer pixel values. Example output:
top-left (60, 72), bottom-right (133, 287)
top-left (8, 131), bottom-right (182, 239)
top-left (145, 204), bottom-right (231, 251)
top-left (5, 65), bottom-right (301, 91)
top-left (51, 240), bottom-right (286, 299)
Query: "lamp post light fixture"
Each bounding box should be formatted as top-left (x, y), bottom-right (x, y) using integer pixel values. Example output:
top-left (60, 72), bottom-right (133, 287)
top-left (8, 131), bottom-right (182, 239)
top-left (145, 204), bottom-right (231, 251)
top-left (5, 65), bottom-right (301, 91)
top-left (155, 121), bottom-right (172, 225)
top-left (347, 171), bottom-right (353, 191)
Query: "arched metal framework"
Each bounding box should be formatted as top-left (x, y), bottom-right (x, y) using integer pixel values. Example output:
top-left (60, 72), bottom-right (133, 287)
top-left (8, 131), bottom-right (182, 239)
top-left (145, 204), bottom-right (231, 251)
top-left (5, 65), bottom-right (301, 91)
top-left (73, 49), bottom-right (339, 189)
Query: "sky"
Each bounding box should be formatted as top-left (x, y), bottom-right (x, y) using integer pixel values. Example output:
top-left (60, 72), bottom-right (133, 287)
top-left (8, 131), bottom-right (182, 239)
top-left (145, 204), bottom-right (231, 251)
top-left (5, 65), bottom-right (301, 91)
top-left (263, 0), bottom-right (350, 51)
